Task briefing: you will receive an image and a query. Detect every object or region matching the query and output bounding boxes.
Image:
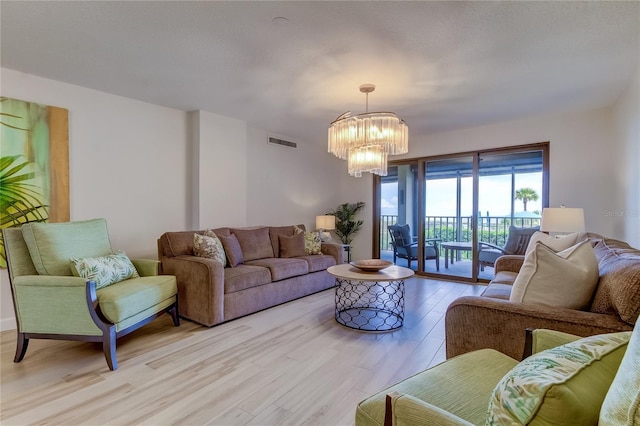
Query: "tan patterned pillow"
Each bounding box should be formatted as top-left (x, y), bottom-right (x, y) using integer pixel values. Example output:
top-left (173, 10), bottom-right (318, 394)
top-left (193, 230), bottom-right (226, 265)
top-left (295, 225), bottom-right (321, 255)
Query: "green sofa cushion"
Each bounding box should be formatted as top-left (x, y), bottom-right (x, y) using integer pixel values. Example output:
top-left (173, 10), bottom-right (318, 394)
top-left (356, 349), bottom-right (518, 426)
top-left (599, 324), bottom-right (640, 425)
top-left (97, 275), bottom-right (177, 324)
top-left (487, 331), bottom-right (631, 425)
top-left (22, 218), bottom-right (112, 276)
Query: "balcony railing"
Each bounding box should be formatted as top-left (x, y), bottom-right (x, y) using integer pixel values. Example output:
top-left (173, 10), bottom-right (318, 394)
top-left (381, 215), bottom-right (541, 256)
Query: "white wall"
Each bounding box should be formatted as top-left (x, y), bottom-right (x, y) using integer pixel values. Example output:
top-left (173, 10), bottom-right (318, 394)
top-left (0, 68), bottom-right (346, 330)
top-left (613, 67), bottom-right (640, 248)
top-left (340, 105), bottom-right (630, 258)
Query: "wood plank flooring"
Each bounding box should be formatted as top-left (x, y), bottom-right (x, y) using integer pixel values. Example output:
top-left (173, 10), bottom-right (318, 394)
top-left (1, 277), bottom-right (485, 426)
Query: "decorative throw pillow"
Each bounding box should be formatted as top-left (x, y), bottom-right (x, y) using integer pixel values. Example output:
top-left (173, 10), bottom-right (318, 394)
top-left (525, 231), bottom-right (579, 256)
top-left (193, 231), bottom-right (226, 265)
top-left (487, 331), bottom-right (631, 426)
top-left (70, 250), bottom-right (139, 289)
top-left (294, 225), bottom-right (322, 255)
top-left (279, 233), bottom-right (306, 258)
top-left (218, 234), bottom-right (243, 267)
top-left (510, 240), bottom-right (599, 310)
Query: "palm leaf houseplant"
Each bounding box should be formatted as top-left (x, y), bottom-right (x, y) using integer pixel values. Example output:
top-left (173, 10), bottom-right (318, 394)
top-left (327, 202), bottom-right (366, 246)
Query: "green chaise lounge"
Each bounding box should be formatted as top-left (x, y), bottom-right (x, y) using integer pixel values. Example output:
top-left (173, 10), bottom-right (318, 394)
top-left (3, 218), bottom-right (179, 370)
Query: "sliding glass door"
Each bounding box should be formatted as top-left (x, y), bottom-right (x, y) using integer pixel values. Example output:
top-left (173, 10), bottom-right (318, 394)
top-left (375, 143), bottom-right (548, 282)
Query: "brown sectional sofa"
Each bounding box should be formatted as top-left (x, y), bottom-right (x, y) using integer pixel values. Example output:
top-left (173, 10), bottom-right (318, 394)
top-left (158, 224), bottom-right (342, 326)
top-left (446, 234), bottom-right (639, 360)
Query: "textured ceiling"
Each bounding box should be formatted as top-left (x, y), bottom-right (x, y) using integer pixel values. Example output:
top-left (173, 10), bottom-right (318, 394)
top-left (2, 1), bottom-right (639, 144)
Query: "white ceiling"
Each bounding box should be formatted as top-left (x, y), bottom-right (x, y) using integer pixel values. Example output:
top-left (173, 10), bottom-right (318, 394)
top-left (2, 1), bottom-right (639, 144)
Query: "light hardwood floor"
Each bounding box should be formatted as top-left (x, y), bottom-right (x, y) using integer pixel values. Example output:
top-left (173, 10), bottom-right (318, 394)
top-left (1, 277), bottom-right (485, 426)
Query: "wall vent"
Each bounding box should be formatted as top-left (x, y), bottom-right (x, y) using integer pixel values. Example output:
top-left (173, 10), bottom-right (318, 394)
top-left (268, 136), bottom-right (297, 148)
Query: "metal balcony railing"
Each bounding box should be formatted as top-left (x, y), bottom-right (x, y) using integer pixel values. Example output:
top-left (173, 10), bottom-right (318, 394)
top-left (381, 215), bottom-right (540, 259)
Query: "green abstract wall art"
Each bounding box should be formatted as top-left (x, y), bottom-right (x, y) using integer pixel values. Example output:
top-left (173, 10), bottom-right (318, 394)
top-left (0, 97), bottom-right (69, 268)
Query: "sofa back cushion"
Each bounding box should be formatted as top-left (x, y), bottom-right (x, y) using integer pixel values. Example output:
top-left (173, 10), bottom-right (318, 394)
top-left (231, 227), bottom-right (274, 261)
top-left (590, 239), bottom-right (640, 325)
top-left (22, 218), bottom-right (112, 276)
top-left (269, 225), bottom-right (304, 258)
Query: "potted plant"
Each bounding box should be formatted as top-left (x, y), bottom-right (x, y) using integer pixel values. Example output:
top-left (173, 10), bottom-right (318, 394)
top-left (327, 201), bottom-right (365, 246)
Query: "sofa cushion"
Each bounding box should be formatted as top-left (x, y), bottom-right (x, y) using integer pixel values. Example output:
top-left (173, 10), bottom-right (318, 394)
top-left (356, 349), bottom-right (518, 426)
top-left (278, 233), bottom-right (306, 258)
top-left (231, 227), bottom-right (274, 261)
top-left (219, 234), bottom-right (244, 267)
top-left (510, 240), bottom-right (599, 310)
top-left (193, 231), bottom-right (226, 265)
top-left (97, 275), bottom-right (177, 324)
top-left (599, 324), bottom-right (640, 424)
top-left (159, 228), bottom-right (230, 258)
top-left (70, 250), bottom-right (140, 289)
top-left (590, 239), bottom-right (640, 325)
top-left (245, 258), bottom-right (309, 282)
top-left (481, 283), bottom-right (513, 300)
top-left (524, 231), bottom-right (579, 256)
top-left (490, 271), bottom-right (518, 285)
top-left (269, 225), bottom-right (300, 258)
top-left (487, 331), bottom-right (631, 425)
top-left (223, 265), bottom-right (272, 294)
top-left (22, 218), bottom-right (112, 276)
top-left (298, 254), bottom-right (337, 273)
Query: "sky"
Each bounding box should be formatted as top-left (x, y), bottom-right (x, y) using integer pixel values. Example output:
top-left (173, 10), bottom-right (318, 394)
top-left (381, 172), bottom-right (543, 218)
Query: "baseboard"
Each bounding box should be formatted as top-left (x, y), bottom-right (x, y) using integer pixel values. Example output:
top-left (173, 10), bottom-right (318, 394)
top-left (1, 317), bottom-right (17, 331)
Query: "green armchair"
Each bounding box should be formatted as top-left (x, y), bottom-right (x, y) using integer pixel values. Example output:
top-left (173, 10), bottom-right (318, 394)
top-left (3, 218), bottom-right (179, 370)
top-left (356, 324), bottom-right (639, 425)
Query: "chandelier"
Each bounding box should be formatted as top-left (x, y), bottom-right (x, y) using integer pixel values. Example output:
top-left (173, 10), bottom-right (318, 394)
top-left (328, 84), bottom-right (408, 177)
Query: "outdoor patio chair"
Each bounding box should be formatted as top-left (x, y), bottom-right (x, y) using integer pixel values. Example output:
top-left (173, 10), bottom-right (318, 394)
top-left (478, 225), bottom-right (539, 270)
top-left (388, 224), bottom-right (440, 270)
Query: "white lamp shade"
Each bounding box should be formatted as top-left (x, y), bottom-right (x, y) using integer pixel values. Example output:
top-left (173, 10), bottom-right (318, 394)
top-left (541, 208), bottom-right (585, 233)
top-left (316, 215), bottom-right (336, 230)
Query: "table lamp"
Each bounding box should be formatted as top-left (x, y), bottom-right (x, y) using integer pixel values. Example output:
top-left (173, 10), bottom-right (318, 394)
top-left (316, 215), bottom-right (336, 242)
top-left (540, 206), bottom-right (585, 236)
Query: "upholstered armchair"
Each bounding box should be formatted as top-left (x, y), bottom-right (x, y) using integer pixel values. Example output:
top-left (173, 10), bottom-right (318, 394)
top-left (388, 224), bottom-right (439, 271)
top-left (3, 218), bottom-right (179, 370)
top-left (356, 325), bottom-right (639, 425)
top-left (478, 225), bottom-right (539, 270)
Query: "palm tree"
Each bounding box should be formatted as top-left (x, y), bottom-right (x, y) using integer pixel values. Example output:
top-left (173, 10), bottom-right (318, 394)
top-left (327, 202), bottom-right (365, 245)
top-left (514, 188), bottom-right (539, 212)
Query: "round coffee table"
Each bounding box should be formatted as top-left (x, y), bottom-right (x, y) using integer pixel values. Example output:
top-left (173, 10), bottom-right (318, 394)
top-left (327, 264), bottom-right (414, 332)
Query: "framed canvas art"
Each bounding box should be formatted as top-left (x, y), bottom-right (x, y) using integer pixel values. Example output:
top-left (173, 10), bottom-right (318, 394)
top-left (0, 97), bottom-right (69, 268)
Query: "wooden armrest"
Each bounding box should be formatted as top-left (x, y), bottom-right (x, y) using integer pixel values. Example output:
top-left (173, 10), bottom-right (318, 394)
top-left (479, 242), bottom-right (505, 252)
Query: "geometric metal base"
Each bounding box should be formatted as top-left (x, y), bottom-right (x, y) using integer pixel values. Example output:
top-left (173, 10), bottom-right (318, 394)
top-left (334, 278), bottom-right (405, 332)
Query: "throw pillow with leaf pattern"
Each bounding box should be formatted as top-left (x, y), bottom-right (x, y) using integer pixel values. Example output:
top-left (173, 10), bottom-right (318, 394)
top-left (193, 230), bottom-right (226, 265)
top-left (294, 225), bottom-right (321, 255)
top-left (70, 250), bottom-right (140, 289)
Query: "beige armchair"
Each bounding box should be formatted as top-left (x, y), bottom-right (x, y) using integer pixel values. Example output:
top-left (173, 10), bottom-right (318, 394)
top-left (3, 218), bottom-right (179, 370)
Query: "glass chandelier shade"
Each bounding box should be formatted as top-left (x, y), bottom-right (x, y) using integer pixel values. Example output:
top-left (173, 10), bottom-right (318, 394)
top-left (348, 145), bottom-right (388, 177)
top-left (328, 84), bottom-right (408, 177)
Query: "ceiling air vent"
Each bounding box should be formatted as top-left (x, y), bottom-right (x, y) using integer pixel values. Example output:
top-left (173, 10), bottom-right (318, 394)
top-left (268, 136), bottom-right (297, 149)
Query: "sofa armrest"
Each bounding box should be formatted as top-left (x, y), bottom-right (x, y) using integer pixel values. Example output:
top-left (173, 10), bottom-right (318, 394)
top-left (131, 258), bottom-right (159, 276)
top-left (494, 255), bottom-right (525, 273)
top-left (385, 392), bottom-right (473, 426)
top-left (12, 275), bottom-right (103, 335)
top-left (321, 243), bottom-right (343, 264)
top-left (160, 255), bottom-right (225, 326)
top-left (445, 296), bottom-right (633, 360)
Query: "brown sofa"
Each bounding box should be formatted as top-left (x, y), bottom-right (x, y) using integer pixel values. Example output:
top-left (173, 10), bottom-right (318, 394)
top-left (158, 224), bottom-right (342, 327)
top-left (446, 234), bottom-right (640, 360)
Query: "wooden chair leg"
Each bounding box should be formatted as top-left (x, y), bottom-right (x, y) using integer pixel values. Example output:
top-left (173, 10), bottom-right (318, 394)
top-left (14, 331), bottom-right (29, 362)
top-left (169, 303), bottom-right (180, 327)
top-left (103, 327), bottom-right (117, 370)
